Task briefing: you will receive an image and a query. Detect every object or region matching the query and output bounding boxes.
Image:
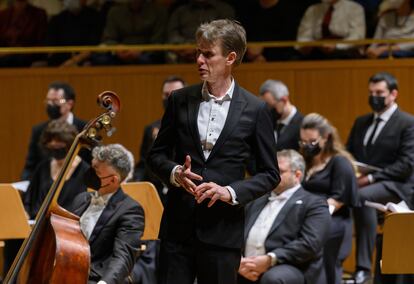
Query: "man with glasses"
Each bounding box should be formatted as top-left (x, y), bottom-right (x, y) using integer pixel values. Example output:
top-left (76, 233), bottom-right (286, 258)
top-left (21, 81), bottom-right (88, 180)
top-left (347, 72), bottom-right (414, 283)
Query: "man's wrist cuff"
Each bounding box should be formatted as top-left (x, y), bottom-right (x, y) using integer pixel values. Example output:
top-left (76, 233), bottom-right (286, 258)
top-left (170, 165), bottom-right (182, 187)
top-left (267, 252), bottom-right (277, 266)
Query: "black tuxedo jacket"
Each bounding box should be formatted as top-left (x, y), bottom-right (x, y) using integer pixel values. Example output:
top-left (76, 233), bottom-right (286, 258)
top-left (69, 189), bottom-right (145, 284)
top-left (148, 82), bottom-right (279, 249)
top-left (244, 187), bottom-right (330, 284)
top-left (347, 108), bottom-right (414, 204)
top-left (21, 116), bottom-right (88, 180)
top-left (276, 111), bottom-right (303, 151)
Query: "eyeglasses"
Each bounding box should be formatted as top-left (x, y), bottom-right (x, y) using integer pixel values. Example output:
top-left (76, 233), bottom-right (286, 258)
top-left (44, 98), bottom-right (66, 106)
top-left (298, 138), bottom-right (320, 147)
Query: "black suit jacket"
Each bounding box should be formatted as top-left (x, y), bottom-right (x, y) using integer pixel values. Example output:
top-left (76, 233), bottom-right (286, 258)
top-left (148, 82), bottom-right (279, 249)
top-left (244, 187), bottom-right (330, 284)
top-left (69, 189), bottom-right (145, 284)
top-left (276, 111), bottom-right (303, 151)
top-left (347, 108), bottom-right (414, 205)
top-left (21, 116), bottom-right (88, 180)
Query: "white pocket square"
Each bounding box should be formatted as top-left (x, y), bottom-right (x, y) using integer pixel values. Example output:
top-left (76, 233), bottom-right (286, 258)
top-left (295, 200), bottom-right (303, 204)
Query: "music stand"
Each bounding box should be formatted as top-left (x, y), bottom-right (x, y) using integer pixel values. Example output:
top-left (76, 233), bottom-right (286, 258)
top-left (381, 212), bottom-right (414, 274)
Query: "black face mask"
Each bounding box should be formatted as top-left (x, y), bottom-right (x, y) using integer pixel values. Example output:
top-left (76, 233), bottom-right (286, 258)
top-left (301, 143), bottom-right (322, 159)
top-left (369, 95), bottom-right (386, 113)
top-left (83, 167), bottom-right (113, 191)
top-left (46, 104), bottom-right (62, 120)
top-left (45, 147), bottom-right (67, 160)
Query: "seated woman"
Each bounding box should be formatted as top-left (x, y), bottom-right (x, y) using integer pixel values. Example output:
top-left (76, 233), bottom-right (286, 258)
top-left (366, 0), bottom-right (414, 58)
top-left (299, 113), bottom-right (357, 284)
top-left (24, 119), bottom-right (89, 219)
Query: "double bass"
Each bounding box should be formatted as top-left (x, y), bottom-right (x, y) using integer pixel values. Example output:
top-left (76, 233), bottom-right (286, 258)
top-left (4, 92), bottom-right (121, 284)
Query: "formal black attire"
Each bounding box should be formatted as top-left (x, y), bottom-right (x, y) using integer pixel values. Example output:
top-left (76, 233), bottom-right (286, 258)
top-left (302, 155), bottom-right (357, 284)
top-left (347, 108), bottom-right (414, 276)
top-left (69, 189), bottom-right (145, 284)
top-left (274, 110), bottom-right (304, 151)
top-left (134, 119), bottom-right (167, 204)
top-left (23, 158), bottom-right (89, 219)
top-left (21, 116), bottom-right (89, 180)
top-left (239, 187), bottom-right (330, 284)
top-left (147, 82), bottom-right (279, 284)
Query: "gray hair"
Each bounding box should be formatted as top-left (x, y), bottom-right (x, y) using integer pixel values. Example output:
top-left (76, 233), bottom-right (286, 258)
top-left (277, 149), bottom-right (306, 182)
top-left (92, 144), bottom-right (133, 182)
top-left (196, 19), bottom-right (247, 66)
top-left (259, 79), bottom-right (289, 100)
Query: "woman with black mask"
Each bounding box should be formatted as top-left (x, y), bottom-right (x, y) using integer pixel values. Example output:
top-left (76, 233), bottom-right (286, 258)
top-left (23, 120), bottom-right (89, 219)
top-left (300, 113), bottom-right (357, 284)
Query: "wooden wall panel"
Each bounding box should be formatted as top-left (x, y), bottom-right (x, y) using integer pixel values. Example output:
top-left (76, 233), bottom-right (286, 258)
top-left (1, 59), bottom-right (414, 182)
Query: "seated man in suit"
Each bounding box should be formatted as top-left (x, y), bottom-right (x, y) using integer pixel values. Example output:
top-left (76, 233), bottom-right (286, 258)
top-left (347, 72), bottom-right (414, 283)
top-left (239, 149), bottom-right (331, 284)
top-left (69, 144), bottom-right (145, 284)
top-left (259, 79), bottom-right (303, 151)
top-left (21, 81), bottom-right (88, 180)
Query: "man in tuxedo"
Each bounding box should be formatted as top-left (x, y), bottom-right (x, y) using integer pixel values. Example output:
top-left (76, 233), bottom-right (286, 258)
top-left (259, 79), bottom-right (303, 151)
top-left (134, 75), bottom-right (186, 204)
top-left (21, 81), bottom-right (88, 180)
top-left (69, 144), bottom-right (145, 284)
top-left (347, 72), bottom-right (414, 283)
top-left (239, 149), bottom-right (330, 284)
top-left (148, 19), bottom-right (279, 284)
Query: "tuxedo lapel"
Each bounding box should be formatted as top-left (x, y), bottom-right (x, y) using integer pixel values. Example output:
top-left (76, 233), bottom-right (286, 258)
top-left (371, 109), bottom-right (399, 149)
top-left (267, 188), bottom-right (305, 236)
top-left (186, 86), bottom-right (205, 160)
top-left (244, 194), bottom-right (270, 240)
top-left (208, 84), bottom-right (247, 161)
top-left (89, 189), bottom-right (127, 244)
top-left (73, 193), bottom-right (92, 217)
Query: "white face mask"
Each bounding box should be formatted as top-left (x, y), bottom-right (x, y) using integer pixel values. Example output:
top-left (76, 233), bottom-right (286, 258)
top-left (63, 0), bottom-right (81, 11)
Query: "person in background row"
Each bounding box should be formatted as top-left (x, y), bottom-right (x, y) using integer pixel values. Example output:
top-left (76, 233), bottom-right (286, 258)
top-left (259, 79), bottom-right (303, 151)
top-left (134, 75), bottom-right (186, 205)
top-left (347, 72), bottom-right (414, 284)
top-left (21, 81), bottom-right (88, 181)
top-left (239, 149), bottom-right (330, 284)
top-left (300, 113), bottom-right (357, 284)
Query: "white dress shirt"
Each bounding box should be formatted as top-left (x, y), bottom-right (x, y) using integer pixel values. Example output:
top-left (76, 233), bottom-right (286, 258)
top-left (245, 185), bottom-right (300, 257)
top-left (297, 0), bottom-right (366, 49)
top-left (370, 12), bottom-right (414, 51)
top-left (363, 103), bottom-right (398, 146)
top-left (80, 191), bottom-right (114, 240)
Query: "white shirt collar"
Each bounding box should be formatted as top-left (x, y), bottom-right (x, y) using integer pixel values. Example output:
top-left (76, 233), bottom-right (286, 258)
top-left (375, 103), bottom-right (398, 122)
top-left (201, 78), bottom-right (235, 101)
top-left (279, 106), bottom-right (297, 125)
top-left (66, 112), bottom-right (74, 125)
top-left (270, 183), bottom-right (301, 201)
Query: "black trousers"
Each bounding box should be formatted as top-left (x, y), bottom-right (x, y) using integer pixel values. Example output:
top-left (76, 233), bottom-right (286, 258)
top-left (238, 264), bottom-right (305, 284)
top-left (158, 238), bottom-right (241, 284)
top-left (354, 182), bottom-right (400, 271)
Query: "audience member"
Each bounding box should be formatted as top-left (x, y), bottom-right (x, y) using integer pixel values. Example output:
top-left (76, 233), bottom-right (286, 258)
top-left (297, 0), bottom-right (366, 59)
top-left (300, 113), bottom-right (357, 284)
top-left (366, 0), bottom-right (414, 59)
top-left (239, 149), bottom-right (330, 284)
top-left (354, 0), bottom-right (381, 37)
top-left (0, 0), bottom-right (47, 67)
top-left (148, 19), bottom-right (279, 284)
top-left (69, 144), bottom-right (145, 283)
top-left (21, 82), bottom-right (88, 181)
top-left (238, 0), bottom-right (315, 62)
top-left (166, 0), bottom-right (234, 63)
top-left (134, 75), bottom-right (186, 204)
top-left (347, 72), bottom-right (414, 284)
top-left (259, 79), bottom-right (303, 151)
top-left (46, 0), bottom-right (103, 67)
top-left (30, 0), bottom-right (63, 18)
top-left (93, 0), bottom-right (167, 65)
